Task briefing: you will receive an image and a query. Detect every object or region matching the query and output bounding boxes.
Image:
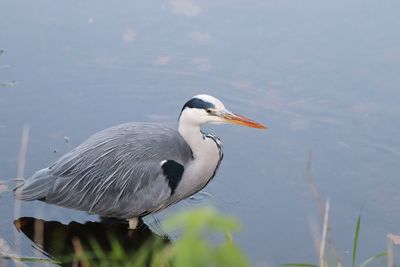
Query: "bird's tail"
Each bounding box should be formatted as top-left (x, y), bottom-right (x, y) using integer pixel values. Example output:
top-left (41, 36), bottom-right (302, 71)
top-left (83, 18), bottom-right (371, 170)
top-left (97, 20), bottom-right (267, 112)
top-left (14, 168), bottom-right (54, 201)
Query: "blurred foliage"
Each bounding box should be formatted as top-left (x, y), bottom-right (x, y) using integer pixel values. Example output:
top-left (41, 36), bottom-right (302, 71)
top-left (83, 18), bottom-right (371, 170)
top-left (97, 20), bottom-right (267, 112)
top-left (70, 207), bottom-right (249, 267)
top-left (158, 207), bottom-right (249, 267)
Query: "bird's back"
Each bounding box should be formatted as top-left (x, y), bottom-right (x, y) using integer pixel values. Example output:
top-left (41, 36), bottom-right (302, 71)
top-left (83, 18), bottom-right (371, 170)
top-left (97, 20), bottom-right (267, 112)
top-left (15, 122), bottom-right (193, 218)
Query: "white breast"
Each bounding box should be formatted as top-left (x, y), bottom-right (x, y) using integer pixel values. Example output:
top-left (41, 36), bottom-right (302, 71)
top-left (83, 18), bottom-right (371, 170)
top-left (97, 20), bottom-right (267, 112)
top-left (176, 135), bottom-right (222, 198)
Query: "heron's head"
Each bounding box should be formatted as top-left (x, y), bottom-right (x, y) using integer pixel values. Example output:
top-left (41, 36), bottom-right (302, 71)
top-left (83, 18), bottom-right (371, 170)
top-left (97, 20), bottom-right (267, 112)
top-left (179, 94), bottom-right (267, 129)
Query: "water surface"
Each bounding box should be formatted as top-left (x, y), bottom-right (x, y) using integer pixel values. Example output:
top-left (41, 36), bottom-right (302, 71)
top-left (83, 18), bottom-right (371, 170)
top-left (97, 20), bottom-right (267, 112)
top-left (1, 0), bottom-right (400, 266)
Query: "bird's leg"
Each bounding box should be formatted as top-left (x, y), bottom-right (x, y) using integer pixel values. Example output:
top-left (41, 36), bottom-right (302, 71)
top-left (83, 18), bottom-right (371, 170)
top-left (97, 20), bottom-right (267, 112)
top-left (128, 217), bottom-right (139, 230)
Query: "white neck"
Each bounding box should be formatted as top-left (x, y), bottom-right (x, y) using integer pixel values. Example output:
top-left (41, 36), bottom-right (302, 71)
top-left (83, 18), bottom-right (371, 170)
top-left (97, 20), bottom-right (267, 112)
top-left (176, 109), bottom-right (222, 198)
top-left (178, 117), bottom-right (207, 159)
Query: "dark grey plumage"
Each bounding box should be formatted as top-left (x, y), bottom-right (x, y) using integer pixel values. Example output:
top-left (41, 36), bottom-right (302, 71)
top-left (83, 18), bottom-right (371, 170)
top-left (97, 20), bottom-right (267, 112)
top-left (17, 123), bottom-right (193, 218)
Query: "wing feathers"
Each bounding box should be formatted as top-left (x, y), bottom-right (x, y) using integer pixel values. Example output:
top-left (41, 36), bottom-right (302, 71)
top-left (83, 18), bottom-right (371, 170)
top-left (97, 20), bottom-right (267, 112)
top-left (18, 123), bottom-right (192, 219)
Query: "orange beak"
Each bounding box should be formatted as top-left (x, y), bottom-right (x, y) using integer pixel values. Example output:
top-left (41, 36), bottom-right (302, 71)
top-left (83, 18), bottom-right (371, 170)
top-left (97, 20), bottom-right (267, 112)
top-left (221, 112), bottom-right (267, 129)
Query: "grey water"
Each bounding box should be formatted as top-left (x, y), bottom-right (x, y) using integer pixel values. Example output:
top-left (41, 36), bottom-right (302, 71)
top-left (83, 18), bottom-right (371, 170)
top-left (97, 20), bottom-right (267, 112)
top-left (1, 0), bottom-right (400, 266)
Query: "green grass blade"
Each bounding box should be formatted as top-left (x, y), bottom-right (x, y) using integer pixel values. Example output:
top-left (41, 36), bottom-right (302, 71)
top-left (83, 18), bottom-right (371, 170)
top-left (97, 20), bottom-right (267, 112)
top-left (352, 213), bottom-right (362, 267)
top-left (359, 251), bottom-right (387, 267)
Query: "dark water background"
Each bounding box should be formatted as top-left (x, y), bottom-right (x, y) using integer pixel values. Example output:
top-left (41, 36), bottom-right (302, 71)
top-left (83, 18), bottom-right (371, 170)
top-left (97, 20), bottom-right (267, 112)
top-left (1, 0), bottom-right (400, 266)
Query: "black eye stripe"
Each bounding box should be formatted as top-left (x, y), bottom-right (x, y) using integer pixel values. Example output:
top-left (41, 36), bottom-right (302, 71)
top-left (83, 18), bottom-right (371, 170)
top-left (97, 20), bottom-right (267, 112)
top-left (181, 98), bottom-right (216, 113)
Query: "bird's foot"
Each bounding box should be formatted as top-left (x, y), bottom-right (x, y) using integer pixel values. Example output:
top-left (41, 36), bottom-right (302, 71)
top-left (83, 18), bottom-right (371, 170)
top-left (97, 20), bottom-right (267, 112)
top-left (128, 217), bottom-right (139, 230)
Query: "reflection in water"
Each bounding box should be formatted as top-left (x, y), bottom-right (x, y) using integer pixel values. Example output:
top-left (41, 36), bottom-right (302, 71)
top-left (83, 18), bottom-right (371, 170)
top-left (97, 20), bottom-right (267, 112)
top-left (122, 29), bottom-right (137, 44)
top-left (154, 56), bottom-right (172, 66)
top-left (169, 0), bottom-right (201, 17)
top-left (188, 31), bottom-right (211, 44)
top-left (14, 217), bottom-right (169, 266)
top-left (192, 58), bottom-right (212, 72)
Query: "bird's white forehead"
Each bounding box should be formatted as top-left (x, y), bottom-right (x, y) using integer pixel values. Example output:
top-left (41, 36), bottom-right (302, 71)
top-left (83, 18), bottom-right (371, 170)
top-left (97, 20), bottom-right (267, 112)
top-left (193, 94), bottom-right (225, 110)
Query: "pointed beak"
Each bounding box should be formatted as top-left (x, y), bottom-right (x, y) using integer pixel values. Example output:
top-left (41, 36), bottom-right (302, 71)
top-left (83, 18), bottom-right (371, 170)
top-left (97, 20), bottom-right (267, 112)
top-left (219, 110), bottom-right (267, 130)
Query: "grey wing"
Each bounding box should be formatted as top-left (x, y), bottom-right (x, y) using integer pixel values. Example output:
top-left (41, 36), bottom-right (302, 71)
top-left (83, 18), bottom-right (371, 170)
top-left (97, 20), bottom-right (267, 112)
top-left (19, 123), bottom-right (192, 218)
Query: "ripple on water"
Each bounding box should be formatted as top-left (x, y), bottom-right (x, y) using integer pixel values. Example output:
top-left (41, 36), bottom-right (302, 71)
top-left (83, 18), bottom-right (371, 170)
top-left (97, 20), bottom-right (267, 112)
top-left (181, 191), bottom-right (214, 206)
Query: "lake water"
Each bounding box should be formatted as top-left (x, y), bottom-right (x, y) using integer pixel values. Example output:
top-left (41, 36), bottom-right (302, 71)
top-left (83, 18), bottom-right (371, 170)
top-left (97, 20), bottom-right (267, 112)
top-left (1, 0), bottom-right (400, 266)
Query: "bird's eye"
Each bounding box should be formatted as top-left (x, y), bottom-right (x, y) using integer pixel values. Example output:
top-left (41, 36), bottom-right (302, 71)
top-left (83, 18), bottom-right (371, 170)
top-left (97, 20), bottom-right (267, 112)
top-left (206, 108), bottom-right (213, 113)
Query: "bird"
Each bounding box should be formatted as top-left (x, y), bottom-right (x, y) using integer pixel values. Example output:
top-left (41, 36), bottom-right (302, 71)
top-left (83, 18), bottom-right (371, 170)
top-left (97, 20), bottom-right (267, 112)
top-left (14, 94), bottom-right (266, 229)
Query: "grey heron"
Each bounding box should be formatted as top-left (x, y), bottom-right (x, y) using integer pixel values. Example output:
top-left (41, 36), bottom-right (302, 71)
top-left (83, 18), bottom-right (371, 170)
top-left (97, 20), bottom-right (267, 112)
top-left (15, 94), bottom-right (266, 229)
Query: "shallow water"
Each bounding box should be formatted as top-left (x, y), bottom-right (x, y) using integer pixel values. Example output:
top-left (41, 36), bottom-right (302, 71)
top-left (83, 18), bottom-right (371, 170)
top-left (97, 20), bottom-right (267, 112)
top-left (1, 0), bottom-right (400, 266)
